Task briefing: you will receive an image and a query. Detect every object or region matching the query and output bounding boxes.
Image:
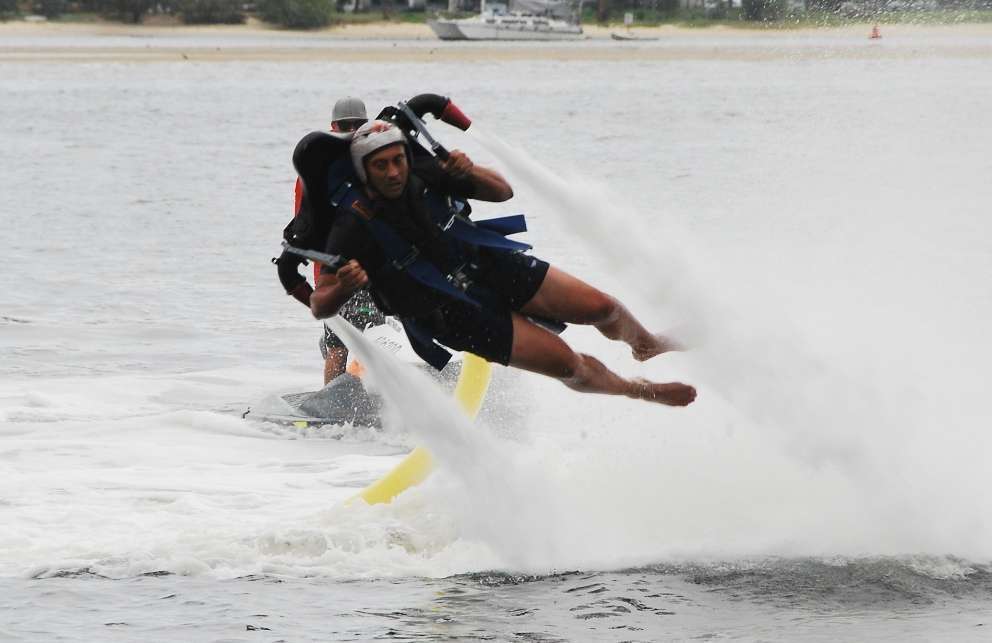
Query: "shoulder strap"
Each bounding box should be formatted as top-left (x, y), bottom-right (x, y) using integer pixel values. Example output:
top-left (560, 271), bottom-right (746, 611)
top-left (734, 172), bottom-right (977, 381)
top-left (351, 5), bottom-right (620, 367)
top-left (423, 187), bottom-right (531, 253)
top-left (357, 214), bottom-right (483, 308)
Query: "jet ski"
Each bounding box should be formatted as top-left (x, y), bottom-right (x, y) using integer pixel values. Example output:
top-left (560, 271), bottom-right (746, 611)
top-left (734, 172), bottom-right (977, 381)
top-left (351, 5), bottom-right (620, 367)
top-left (244, 318), bottom-right (462, 429)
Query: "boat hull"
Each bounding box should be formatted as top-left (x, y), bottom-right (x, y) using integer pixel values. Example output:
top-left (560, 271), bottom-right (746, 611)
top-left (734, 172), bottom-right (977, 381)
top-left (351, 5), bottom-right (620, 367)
top-left (428, 18), bottom-right (584, 41)
top-left (427, 19), bottom-right (467, 40)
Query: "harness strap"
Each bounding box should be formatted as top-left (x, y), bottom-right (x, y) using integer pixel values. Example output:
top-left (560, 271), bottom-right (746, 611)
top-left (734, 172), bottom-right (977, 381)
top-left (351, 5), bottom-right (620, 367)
top-left (361, 216), bottom-right (482, 308)
top-left (424, 188), bottom-right (531, 253)
top-left (327, 158), bottom-right (356, 208)
top-left (442, 215), bottom-right (531, 253)
top-left (473, 214), bottom-right (527, 237)
top-left (400, 317), bottom-right (453, 371)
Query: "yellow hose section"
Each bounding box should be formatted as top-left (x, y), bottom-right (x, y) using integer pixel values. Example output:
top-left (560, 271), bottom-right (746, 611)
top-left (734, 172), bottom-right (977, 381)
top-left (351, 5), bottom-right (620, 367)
top-left (354, 353), bottom-right (492, 505)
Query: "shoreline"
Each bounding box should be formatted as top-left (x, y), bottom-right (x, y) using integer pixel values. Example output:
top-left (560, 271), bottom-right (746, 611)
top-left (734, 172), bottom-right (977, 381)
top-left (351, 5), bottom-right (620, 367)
top-left (5, 17), bottom-right (992, 38)
top-left (2, 19), bottom-right (991, 63)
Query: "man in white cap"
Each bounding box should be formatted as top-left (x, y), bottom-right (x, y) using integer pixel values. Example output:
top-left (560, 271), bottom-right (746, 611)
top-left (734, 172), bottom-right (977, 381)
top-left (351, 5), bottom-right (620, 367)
top-left (308, 120), bottom-right (696, 407)
top-left (291, 97), bottom-right (385, 385)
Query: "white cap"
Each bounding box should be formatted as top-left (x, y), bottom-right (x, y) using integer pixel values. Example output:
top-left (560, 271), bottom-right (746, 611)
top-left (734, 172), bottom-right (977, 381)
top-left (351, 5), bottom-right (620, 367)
top-left (350, 120), bottom-right (407, 183)
top-left (331, 97), bottom-right (367, 124)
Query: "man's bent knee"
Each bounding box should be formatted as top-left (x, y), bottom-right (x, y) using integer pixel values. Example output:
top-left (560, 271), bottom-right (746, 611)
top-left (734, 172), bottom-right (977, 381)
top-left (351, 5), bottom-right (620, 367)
top-left (560, 353), bottom-right (605, 392)
top-left (581, 292), bottom-right (620, 326)
top-left (555, 352), bottom-right (582, 381)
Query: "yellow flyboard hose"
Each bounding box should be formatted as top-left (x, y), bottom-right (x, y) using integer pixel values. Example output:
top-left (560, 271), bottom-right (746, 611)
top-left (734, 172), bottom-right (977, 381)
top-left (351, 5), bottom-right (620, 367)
top-left (354, 353), bottom-right (492, 505)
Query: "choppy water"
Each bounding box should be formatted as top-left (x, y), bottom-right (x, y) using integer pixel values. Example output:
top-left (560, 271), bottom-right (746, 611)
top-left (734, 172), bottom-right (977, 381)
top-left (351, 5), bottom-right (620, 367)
top-left (2, 29), bottom-right (992, 640)
top-left (6, 561), bottom-right (992, 641)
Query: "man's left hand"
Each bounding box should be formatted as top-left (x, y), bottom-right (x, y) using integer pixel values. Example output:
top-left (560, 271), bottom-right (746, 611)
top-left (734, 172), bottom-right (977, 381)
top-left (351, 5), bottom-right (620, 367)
top-left (440, 150), bottom-right (474, 179)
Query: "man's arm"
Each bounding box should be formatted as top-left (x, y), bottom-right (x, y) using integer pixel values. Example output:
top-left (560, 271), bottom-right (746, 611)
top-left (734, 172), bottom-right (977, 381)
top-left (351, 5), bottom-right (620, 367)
top-left (276, 177), bottom-right (318, 308)
top-left (440, 150), bottom-right (513, 202)
top-left (310, 260), bottom-right (369, 319)
top-left (275, 248), bottom-right (313, 307)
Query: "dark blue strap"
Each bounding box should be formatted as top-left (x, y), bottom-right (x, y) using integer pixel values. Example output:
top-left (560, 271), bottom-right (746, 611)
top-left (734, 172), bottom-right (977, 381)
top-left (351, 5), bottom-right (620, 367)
top-left (326, 158), bottom-right (358, 207)
top-left (401, 318), bottom-right (452, 370)
top-left (528, 315), bottom-right (567, 335)
top-left (329, 182), bottom-right (352, 208)
top-left (474, 214), bottom-right (527, 237)
top-left (361, 217), bottom-right (482, 308)
top-left (423, 189), bottom-right (457, 225)
top-left (443, 216), bottom-right (532, 253)
top-left (424, 188), bottom-right (528, 249)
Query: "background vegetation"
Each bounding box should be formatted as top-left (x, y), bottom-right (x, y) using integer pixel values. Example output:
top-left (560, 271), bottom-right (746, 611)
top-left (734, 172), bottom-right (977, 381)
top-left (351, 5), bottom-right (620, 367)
top-left (178, 0), bottom-right (245, 23)
top-left (5, 0), bottom-right (992, 28)
top-left (256, 0), bottom-right (332, 28)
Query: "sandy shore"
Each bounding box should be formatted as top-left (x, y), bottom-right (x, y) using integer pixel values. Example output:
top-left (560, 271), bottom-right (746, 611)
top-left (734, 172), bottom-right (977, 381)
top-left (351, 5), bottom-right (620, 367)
top-left (2, 18), bottom-right (990, 63)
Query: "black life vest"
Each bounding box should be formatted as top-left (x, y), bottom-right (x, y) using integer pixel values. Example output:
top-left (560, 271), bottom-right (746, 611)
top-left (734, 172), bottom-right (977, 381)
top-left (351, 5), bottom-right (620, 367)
top-left (284, 129), bottom-right (552, 370)
top-left (325, 154), bottom-right (533, 369)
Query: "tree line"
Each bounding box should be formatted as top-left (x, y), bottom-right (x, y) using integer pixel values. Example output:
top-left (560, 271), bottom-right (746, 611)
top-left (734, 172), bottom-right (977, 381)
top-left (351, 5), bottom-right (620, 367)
top-left (0, 0), bottom-right (354, 27)
top-left (2, 0), bottom-right (989, 27)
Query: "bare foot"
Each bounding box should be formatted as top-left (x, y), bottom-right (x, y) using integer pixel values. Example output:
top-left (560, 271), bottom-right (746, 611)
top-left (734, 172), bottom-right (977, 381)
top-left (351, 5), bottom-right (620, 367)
top-left (631, 378), bottom-right (697, 407)
top-left (632, 333), bottom-right (684, 362)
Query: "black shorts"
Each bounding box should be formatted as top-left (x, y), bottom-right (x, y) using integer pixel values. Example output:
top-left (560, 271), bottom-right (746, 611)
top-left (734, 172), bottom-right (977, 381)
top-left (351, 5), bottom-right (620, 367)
top-left (409, 253), bottom-right (550, 366)
top-left (319, 289), bottom-right (387, 356)
top-left (475, 250), bottom-right (551, 310)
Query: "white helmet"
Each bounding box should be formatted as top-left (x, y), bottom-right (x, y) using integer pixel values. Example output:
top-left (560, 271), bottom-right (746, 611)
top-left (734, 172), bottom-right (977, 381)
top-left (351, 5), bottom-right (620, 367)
top-left (350, 120), bottom-right (407, 184)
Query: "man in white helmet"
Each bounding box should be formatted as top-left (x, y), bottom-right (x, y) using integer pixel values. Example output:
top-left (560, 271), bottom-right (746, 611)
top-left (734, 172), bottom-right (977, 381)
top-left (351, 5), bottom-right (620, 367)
top-left (309, 121), bottom-right (695, 407)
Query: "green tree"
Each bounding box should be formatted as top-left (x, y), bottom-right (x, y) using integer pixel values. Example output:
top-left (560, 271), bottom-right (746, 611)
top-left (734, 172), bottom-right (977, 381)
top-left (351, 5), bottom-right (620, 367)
top-left (258, 0), bottom-right (334, 28)
top-left (742, 0), bottom-right (785, 20)
top-left (0, 0), bottom-right (17, 18)
top-left (179, 0), bottom-right (245, 23)
top-left (37, 0), bottom-right (67, 17)
top-left (100, 0), bottom-right (157, 23)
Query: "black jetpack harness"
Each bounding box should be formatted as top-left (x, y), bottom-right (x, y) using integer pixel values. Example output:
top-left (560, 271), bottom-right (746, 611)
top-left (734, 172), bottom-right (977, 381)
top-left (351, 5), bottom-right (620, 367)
top-left (274, 95), bottom-right (472, 296)
top-left (279, 94), bottom-right (551, 370)
top-left (276, 95), bottom-right (475, 269)
top-left (273, 128), bottom-right (353, 299)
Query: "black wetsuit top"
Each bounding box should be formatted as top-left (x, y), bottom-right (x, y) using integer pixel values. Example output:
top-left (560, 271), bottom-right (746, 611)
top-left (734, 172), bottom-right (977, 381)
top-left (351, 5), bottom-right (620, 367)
top-left (321, 158), bottom-right (477, 318)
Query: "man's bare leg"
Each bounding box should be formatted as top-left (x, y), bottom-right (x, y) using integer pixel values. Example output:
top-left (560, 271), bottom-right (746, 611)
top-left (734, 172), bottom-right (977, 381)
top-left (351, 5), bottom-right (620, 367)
top-left (323, 347), bottom-right (348, 386)
top-left (520, 267), bottom-right (681, 362)
top-left (508, 314), bottom-right (695, 406)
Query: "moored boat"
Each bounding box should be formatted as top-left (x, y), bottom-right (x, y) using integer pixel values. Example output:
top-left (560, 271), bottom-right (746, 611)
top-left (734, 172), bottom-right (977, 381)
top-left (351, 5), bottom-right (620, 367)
top-left (428, 0), bottom-right (584, 41)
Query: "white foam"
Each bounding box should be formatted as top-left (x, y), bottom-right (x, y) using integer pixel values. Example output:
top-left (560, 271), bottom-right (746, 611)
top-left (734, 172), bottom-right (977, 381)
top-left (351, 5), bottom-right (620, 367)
top-left (464, 129), bottom-right (992, 563)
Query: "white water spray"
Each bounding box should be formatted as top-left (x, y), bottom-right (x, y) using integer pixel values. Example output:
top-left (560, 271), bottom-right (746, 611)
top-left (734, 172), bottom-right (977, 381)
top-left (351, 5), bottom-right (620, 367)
top-left (326, 317), bottom-right (570, 570)
top-left (459, 128), bottom-right (992, 560)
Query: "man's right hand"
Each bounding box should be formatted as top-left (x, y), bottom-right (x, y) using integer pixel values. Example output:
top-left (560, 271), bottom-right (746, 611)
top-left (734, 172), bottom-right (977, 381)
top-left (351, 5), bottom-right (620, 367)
top-left (336, 260), bottom-right (369, 292)
top-left (440, 149), bottom-right (474, 180)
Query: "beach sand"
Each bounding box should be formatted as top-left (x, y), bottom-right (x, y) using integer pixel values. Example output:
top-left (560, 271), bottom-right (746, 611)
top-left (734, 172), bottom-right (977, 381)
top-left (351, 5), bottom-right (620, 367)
top-left (1, 18), bottom-right (990, 63)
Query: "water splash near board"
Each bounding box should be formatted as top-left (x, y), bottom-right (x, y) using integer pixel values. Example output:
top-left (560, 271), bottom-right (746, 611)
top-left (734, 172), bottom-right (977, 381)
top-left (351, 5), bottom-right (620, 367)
top-left (326, 317), bottom-right (493, 506)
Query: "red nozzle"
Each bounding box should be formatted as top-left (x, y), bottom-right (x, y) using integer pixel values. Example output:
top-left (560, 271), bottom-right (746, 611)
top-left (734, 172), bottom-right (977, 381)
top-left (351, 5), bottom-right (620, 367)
top-left (440, 101), bottom-right (472, 131)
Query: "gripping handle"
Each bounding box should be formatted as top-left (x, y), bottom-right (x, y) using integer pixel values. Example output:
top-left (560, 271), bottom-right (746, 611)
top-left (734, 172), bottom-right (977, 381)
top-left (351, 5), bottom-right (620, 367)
top-left (433, 144), bottom-right (450, 161)
top-left (281, 240), bottom-right (346, 271)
